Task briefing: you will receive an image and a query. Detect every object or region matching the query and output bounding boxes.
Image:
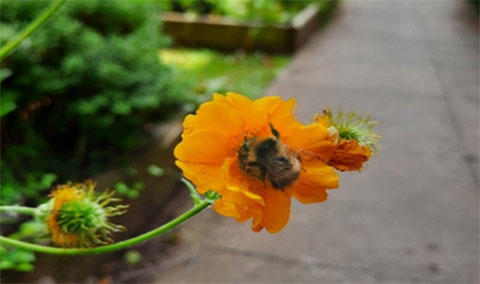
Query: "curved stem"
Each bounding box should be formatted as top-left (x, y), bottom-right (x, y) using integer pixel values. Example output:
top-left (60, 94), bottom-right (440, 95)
top-left (0, 199), bottom-right (213, 255)
top-left (0, 205), bottom-right (36, 216)
top-left (0, 0), bottom-right (66, 60)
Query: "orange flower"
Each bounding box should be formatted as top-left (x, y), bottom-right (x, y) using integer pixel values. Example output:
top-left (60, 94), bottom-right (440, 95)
top-left (47, 184), bottom-right (84, 246)
top-left (174, 93), bottom-right (339, 233)
top-left (328, 139), bottom-right (371, 171)
top-left (315, 109), bottom-right (379, 172)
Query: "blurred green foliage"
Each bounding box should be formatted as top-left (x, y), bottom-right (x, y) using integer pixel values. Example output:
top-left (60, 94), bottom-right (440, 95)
top-left (160, 48), bottom-right (289, 101)
top-left (114, 181), bottom-right (144, 199)
top-left (160, 0), bottom-right (319, 24)
top-left (147, 164), bottom-right (165, 177)
top-left (0, 1), bottom-right (195, 205)
top-left (0, 220), bottom-right (48, 272)
top-left (0, 247), bottom-right (35, 272)
top-left (124, 250), bottom-right (143, 266)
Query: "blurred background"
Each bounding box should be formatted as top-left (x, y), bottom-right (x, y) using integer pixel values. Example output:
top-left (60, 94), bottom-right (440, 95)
top-left (0, 0), bottom-right (478, 283)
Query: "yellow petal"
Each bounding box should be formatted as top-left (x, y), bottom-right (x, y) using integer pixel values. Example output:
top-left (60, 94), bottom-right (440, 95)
top-left (282, 124), bottom-right (336, 161)
top-left (314, 113), bottom-right (329, 127)
top-left (252, 188), bottom-right (291, 233)
top-left (212, 189), bottom-right (263, 221)
top-left (175, 161), bottom-right (224, 194)
top-left (213, 199), bottom-right (238, 217)
top-left (289, 159), bottom-right (338, 204)
top-left (174, 130), bottom-right (235, 165)
top-left (211, 157), bottom-right (265, 220)
top-left (255, 96), bottom-right (303, 137)
top-left (213, 93), bottom-right (269, 134)
top-left (183, 99), bottom-right (243, 137)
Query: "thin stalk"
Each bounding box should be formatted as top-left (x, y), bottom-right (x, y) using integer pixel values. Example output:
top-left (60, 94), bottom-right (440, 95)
top-left (0, 206), bottom-right (36, 216)
top-left (0, 199), bottom-right (213, 255)
top-left (0, 0), bottom-right (66, 60)
top-left (181, 178), bottom-right (202, 205)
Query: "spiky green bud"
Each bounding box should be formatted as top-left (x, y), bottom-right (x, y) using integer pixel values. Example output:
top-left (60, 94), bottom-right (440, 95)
top-left (45, 181), bottom-right (129, 247)
top-left (325, 108), bottom-right (380, 152)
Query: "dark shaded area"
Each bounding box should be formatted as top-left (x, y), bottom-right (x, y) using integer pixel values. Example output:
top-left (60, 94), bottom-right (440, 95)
top-left (0, 1), bottom-right (195, 207)
top-left (2, 123), bottom-right (186, 283)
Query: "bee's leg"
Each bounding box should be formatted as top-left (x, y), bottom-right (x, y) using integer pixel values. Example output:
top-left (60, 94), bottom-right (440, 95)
top-left (269, 123), bottom-right (280, 138)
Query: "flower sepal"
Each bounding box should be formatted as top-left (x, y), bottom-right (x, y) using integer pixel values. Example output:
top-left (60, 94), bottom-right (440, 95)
top-left (205, 190), bottom-right (221, 202)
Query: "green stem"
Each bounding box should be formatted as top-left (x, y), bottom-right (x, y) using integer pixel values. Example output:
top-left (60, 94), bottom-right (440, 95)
top-left (0, 0), bottom-right (66, 60)
top-left (0, 205), bottom-right (36, 216)
top-left (181, 178), bottom-right (202, 205)
top-left (0, 199), bottom-right (213, 255)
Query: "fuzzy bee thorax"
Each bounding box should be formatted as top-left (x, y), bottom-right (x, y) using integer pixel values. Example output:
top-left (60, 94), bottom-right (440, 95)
top-left (238, 136), bottom-right (301, 190)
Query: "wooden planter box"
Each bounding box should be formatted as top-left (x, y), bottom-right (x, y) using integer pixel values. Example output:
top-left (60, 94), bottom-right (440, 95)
top-left (161, 1), bottom-right (338, 54)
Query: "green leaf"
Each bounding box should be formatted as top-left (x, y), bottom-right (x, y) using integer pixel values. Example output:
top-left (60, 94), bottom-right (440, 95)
top-left (205, 190), bottom-right (221, 201)
top-left (0, 69), bottom-right (12, 82)
top-left (126, 190), bottom-right (139, 199)
top-left (147, 164), bottom-right (164, 177)
top-left (0, 101), bottom-right (16, 116)
top-left (132, 181), bottom-right (144, 191)
top-left (11, 250), bottom-right (35, 263)
top-left (115, 182), bottom-right (129, 194)
top-left (0, 260), bottom-right (14, 270)
top-left (126, 167), bottom-right (138, 176)
top-left (112, 101), bottom-right (132, 115)
top-left (124, 250), bottom-right (142, 266)
top-left (15, 262), bottom-right (35, 272)
top-left (40, 173), bottom-right (57, 187)
top-left (0, 91), bottom-right (17, 117)
top-left (19, 221), bottom-right (47, 237)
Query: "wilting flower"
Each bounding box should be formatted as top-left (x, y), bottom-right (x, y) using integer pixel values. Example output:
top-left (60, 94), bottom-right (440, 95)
top-left (45, 181), bottom-right (128, 247)
top-left (317, 109), bottom-right (380, 171)
top-left (174, 92), bottom-right (340, 233)
top-left (328, 140), bottom-right (371, 171)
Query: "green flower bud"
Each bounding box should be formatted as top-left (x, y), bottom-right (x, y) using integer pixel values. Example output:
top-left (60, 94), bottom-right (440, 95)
top-left (45, 181), bottom-right (128, 247)
top-left (322, 108), bottom-right (380, 152)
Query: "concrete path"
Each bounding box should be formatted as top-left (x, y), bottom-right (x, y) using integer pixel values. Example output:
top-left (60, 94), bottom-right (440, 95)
top-left (151, 1), bottom-right (479, 283)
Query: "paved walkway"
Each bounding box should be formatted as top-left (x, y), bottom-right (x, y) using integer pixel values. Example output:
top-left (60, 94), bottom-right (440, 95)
top-left (150, 1), bottom-right (479, 283)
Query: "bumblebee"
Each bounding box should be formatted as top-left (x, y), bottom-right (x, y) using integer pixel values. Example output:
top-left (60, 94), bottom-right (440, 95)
top-left (238, 125), bottom-right (301, 190)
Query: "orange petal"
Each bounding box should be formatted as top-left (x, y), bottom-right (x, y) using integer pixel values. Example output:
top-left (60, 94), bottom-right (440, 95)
top-left (289, 159), bottom-right (339, 204)
top-left (174, 130), bottom-right (235, 165)
top-left (213, 93), bottom-right (269, 134)
top-left (175, 161), bottom-right (224, 194)
top-left (220, 156), bottom-right (266, 198)
top-left (213, 188), bottom-right (264, 221)
top-left (182, 99), bottom-right (243, 137)
top-left (329, 139), bottom-right (372, 171)
top-left (314, 113), bottom-right (329, 127)
top-left (252, 188), bottom-right (291, 233)
top-left (213, 198), bottom-right (239, 218)
top-left (255, 96), bottom-right (303, 137)
top-left (211, 157), bottom-right (265, 221)
top-left (282, 124), bottom-right (336, 161)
